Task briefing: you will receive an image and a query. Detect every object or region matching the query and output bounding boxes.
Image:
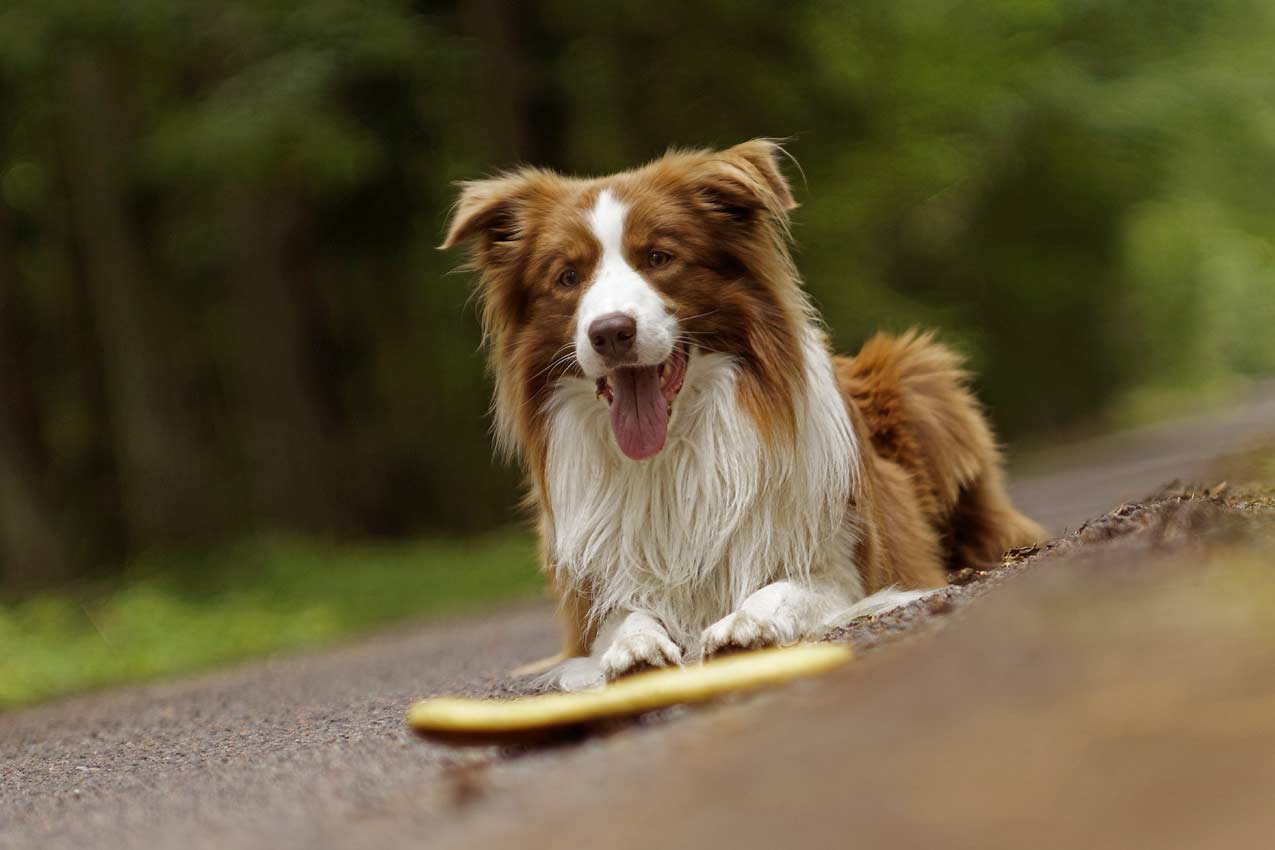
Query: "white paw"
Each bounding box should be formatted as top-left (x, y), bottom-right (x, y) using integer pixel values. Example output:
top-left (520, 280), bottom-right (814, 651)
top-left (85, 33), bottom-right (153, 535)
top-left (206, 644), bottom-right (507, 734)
top-left (600, 630), bottom-right (683, 680)
top-left (701, 610), bottom-right (796, 656)
top-left (550, 657), bottom-right (606, 692)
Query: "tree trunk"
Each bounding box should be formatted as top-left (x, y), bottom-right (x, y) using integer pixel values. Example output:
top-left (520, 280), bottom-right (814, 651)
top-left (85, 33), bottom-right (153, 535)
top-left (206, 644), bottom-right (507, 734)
top-left (223, 186), bottom-right (337, 531)
top-left (61, 50), bottom-right (223, 546)
top-left (459, 0), bottom-right (568, 167)
top-left (0, 212), bottom-right (73, 584)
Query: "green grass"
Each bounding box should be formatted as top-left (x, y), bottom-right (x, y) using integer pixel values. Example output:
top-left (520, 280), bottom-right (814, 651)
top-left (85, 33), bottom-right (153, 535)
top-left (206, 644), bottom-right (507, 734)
top-left (0, 532), bottom-right (542, 710)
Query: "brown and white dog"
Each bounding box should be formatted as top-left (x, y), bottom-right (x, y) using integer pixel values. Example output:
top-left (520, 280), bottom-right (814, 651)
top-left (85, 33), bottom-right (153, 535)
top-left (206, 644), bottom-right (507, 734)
top-left (442, 139), bottom-right (1045, 690)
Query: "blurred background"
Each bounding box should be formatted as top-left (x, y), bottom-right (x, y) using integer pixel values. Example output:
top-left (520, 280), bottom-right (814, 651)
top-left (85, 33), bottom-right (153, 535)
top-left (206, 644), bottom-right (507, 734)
top-left (2, 0), bottom-right (1273, 706)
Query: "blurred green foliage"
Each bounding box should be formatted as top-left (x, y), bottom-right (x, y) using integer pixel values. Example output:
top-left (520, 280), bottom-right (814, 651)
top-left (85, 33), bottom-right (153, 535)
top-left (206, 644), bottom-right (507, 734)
top-left (0, 532), bottom-right (540, 708)
top-left (0, 0), bottom-right (1273, 584)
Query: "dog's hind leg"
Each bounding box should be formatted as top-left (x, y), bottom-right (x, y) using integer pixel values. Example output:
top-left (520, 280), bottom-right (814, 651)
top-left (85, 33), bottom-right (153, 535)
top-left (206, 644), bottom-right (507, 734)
top-left (944, 469), bottom-right (1047, 569)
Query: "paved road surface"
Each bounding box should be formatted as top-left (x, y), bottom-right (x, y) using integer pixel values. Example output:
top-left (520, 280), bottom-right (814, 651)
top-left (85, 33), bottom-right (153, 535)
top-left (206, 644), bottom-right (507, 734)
top-left (1010, 380), bottom-right (1275, 534)
top-left (2, 384), bottom-right (1273, 849)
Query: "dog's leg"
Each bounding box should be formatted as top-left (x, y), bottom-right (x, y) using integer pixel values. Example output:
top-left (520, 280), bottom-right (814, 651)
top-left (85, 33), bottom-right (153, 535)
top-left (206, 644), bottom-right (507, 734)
top-left (701, 580), bottom-right (848, 656)
top-left (597, 610), bottom-right (683, 680)
top-left (946, 471), bottom-right (1049, 568)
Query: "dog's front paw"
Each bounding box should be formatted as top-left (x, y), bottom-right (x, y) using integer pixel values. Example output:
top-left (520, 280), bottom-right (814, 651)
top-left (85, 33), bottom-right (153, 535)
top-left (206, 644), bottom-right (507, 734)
top-left (600, 630), bottom-right (683, 680)
top-left (701, 610), bottom-right (795, 657)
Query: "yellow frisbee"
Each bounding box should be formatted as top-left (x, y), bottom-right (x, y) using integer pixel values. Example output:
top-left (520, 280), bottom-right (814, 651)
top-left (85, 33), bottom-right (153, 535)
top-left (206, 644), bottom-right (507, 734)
top-left (407, 642), bottom-right (853, 745)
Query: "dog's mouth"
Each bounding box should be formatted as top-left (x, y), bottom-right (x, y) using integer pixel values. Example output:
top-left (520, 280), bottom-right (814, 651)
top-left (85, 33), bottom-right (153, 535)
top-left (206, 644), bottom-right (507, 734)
top-left (595, 342), bottom-right (689, 461)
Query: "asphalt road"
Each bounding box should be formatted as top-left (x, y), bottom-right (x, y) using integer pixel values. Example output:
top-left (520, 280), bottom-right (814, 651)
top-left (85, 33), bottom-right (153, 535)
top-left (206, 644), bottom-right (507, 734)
top-left (1010, 379), bottom-right (1275, 534)
top-left (3, 383), bottom-right (1273, 850)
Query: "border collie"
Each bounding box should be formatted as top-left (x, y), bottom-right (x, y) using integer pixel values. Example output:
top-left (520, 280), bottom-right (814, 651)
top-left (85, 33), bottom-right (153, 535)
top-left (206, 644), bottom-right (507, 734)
top-left (442, 139), bottom-right (1045, 690)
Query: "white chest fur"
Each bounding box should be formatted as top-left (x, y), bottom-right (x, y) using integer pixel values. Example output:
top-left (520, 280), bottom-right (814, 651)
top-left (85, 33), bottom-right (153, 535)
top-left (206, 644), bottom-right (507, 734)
top-left (543, 329), bottom-right (864, 648)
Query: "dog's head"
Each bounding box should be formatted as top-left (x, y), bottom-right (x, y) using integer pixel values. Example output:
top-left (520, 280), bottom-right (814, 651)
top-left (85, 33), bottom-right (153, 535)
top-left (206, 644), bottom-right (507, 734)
top-left (442, 139), bottom-right (810, 464)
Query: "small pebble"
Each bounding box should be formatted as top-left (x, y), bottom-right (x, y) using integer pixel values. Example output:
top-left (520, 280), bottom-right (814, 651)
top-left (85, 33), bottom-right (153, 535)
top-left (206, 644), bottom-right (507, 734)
top-left (925, 597), bottom-right (954, 615)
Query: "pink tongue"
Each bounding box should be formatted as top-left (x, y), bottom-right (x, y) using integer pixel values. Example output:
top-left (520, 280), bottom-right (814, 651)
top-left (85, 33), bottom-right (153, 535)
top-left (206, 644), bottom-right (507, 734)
top-left (608, 366), bottom-right (669, 460)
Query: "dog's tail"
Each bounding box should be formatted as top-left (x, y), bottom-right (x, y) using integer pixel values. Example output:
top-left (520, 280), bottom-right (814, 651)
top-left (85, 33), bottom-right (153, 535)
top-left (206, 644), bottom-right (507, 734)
top-left (841, 329), bottom-right (1046, 566)
top-left (824, 585), bottom-right (941, 628)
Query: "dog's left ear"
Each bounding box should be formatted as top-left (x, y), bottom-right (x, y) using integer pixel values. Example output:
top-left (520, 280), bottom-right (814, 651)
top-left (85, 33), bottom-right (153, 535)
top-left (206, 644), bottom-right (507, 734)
top-left (693, 139), bottom-right (799, 221)
top-left (726, 139), bottom-right (798, 211)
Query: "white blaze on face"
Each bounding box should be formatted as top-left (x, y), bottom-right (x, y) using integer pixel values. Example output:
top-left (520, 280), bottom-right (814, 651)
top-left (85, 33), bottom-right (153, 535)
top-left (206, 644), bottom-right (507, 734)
top-left (574, 189), bottom-right (676, 378)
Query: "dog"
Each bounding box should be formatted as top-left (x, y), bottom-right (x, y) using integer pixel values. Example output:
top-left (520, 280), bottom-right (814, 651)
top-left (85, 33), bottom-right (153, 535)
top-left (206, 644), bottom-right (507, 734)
top-left (442, 139), bottom-right (1045, 690)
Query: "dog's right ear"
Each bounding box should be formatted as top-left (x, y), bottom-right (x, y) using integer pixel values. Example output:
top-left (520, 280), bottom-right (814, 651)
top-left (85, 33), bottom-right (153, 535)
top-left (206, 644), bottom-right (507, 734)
top-left (438, 174), bottom-right (529, 256)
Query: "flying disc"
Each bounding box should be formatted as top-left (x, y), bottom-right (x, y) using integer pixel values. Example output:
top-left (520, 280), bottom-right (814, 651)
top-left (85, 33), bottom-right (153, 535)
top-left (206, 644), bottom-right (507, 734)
top-left (407, 642), bottom-right (853, 745)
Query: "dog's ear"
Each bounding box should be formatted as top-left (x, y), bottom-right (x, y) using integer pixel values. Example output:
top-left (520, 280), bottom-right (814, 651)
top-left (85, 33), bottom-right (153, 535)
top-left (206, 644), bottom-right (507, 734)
top-left (439, 174), bottom-right (530, 256)
top-left (692, 139), bottom-right (799, 221)
top-left (726, 139), bottom-right (798, 211)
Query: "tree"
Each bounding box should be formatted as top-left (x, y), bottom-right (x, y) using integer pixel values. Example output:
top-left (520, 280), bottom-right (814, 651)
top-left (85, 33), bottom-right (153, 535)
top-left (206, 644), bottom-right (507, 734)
top-left (0, 208), bottom-right (72, 583)
top-left (61, 49), bottom-right (226, 545)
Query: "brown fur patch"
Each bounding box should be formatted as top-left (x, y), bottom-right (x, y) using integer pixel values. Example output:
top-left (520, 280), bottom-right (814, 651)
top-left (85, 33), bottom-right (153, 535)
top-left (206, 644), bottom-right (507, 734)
top-left (838, 330), bottom-right (1047, 580)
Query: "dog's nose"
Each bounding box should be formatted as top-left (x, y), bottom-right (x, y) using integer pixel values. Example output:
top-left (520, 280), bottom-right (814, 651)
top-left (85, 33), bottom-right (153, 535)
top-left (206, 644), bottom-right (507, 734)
top-left (588, 313), bottom-right (637, 362)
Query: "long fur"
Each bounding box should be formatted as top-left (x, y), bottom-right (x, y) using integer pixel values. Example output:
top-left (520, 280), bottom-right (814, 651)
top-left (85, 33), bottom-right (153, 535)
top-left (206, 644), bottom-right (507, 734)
top-left (545, 327), bottom-right (860, 649)
top-left (441, 139), bottom-right (1046, 688)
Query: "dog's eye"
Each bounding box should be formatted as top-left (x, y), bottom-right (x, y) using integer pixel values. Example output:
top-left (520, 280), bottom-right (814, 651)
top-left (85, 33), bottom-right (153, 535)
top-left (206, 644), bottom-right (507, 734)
top-left (647, 250), bottom-right (672, 269)
top-left (558, 269), bottom-right (578, 288)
